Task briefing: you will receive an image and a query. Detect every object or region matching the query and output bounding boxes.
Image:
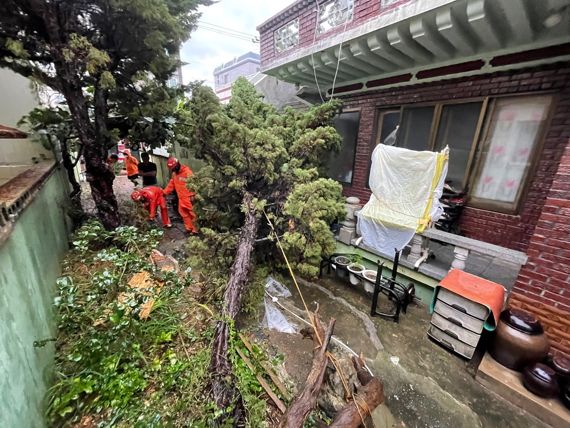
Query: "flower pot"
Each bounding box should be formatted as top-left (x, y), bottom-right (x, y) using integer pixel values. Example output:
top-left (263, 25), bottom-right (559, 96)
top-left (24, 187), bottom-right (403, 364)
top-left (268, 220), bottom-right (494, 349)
top-left (347, 263), bottom-right (365, 286)
top-left (489, 308), bottom-right (550, 371)
top-left (362, 270), bottom-right (377, 294)
top-left (333, 255), bottom-right (350, 279)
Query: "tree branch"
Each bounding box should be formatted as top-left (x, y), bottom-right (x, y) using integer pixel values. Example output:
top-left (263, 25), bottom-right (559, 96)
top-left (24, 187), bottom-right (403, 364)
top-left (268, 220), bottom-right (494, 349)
top-left (279, 315), bottom-right (336, 428)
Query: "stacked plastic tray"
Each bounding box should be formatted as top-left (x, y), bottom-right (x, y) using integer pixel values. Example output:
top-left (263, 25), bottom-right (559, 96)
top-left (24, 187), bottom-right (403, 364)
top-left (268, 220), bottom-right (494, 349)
top-left (428, 288), bottom-right (489, 359)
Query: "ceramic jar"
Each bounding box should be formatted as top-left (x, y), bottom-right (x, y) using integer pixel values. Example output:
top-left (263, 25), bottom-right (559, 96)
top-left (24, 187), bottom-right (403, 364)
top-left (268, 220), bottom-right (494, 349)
top-left (546, 354), bottom-right (570, 408)
top-left (522, 363), bottom-right (559, 398)
top-left (548, 355), bottom-right (570, 388)
top-left (489, 308), bottom-right (550, 371)
top-left (561, 383), bottom-right (570, 410)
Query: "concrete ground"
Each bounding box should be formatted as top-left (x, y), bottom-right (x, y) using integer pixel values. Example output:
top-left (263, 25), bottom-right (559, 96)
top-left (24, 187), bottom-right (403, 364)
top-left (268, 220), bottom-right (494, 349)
top-left (264, 273), bottom-right (550, 428)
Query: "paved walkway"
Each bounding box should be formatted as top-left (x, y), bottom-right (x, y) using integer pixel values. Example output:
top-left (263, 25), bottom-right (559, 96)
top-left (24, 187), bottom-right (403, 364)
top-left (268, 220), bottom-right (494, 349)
top-left (81, 175), bottom-right (183, 227)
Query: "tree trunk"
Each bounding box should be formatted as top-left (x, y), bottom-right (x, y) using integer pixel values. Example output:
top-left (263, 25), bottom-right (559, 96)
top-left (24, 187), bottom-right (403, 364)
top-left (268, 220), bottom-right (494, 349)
top-left (59, 75), bottom-right (119, 229)
top-left (280, 315), bottom-right (336, 428)
top-left (210, 192), bottom-right (260, 408)
top-left (60, 138), bottom-right (81, 198)
top-left (21, 0), bottom-right (120, 229)
top-left (328, 356), bottom-right (385, 427)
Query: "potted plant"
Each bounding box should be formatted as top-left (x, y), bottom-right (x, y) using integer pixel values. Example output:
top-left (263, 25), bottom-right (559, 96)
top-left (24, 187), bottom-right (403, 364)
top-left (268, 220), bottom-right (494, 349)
top-left (347, 254), bottom-right (365, 286)
top-left (333, 255), bottom-right (351, 278)
top-left (362, 269), bottom-right (377, 294)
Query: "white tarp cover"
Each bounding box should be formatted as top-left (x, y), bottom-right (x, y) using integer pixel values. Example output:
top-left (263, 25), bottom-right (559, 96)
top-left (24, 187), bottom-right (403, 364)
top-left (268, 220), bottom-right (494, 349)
top-left (358, 144), bottom-right (448, 257)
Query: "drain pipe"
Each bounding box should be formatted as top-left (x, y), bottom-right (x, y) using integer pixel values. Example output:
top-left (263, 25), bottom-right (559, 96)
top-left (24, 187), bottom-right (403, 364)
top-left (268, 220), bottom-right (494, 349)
top-left (413, 249), bottom-right (429, 270)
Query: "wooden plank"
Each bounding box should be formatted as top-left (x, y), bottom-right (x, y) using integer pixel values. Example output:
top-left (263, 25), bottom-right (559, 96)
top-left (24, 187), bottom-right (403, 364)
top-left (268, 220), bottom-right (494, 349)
top-left (235, 347), bottom-right (287, 414)
top-left (476, 353), bottom-right (570, 428)
top-left (239, 333), bottom-right (291, 400)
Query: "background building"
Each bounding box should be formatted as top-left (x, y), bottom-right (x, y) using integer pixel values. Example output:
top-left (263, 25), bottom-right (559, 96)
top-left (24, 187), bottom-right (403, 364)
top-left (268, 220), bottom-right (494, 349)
top-left (213, 51), bottom-right (309, 109)
top-left (214, 51), bottom-right (261, 102)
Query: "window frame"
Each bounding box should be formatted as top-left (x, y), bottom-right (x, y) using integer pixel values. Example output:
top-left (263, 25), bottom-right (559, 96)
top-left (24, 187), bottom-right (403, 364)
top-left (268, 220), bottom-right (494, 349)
top-left (466, 94), bottom-right (556, 214)
top-left (374, 109), bottom-right (402, 147)
top-left (370, 92), bottom-right (556, 214)
top-left (329, 107), bottom-right (361, 185)
top-left (274, 18), bottom-right (300, 53)
top-left (317, 0), bottom-right (355, 35)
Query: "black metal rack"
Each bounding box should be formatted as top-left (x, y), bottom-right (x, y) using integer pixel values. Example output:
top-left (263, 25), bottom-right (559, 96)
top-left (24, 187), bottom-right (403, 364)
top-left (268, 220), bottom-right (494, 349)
top-left (320, 250), bottom-right (415, 323)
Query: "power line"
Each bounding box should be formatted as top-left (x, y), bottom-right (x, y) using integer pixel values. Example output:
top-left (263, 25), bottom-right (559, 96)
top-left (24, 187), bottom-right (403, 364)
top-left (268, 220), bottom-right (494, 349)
top-left (198, 20), bottom-right (257, 38)
top-left (198, 24), bottom-right (252, 41)
top-left (197, 25), bottom-right (258, 43)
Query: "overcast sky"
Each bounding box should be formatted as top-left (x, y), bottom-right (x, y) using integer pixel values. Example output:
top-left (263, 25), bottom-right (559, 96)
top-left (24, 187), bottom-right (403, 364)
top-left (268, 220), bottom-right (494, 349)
top-left (179, 0), bottom-right (294, 87)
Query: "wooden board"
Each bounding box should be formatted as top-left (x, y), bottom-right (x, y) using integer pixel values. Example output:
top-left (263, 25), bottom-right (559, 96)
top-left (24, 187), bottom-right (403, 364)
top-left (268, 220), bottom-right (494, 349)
top-left (476, 353), bottom-right (570, 428)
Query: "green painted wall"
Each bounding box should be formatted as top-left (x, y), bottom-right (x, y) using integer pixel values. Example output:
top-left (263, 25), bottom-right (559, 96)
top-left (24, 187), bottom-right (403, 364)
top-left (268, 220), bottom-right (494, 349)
top-left (0, 168), bottom-right (71, 428)
top-left (335, 241), bottom-right (437, 305)
top-left (150, 154), bottom-right (170, 187)
top-left (150, 144), bottom-right (204, 188)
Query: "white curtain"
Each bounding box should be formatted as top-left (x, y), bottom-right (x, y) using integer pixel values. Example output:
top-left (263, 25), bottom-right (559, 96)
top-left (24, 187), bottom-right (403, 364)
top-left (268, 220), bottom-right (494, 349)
top-left (473, 96), bottom-right (551, 203)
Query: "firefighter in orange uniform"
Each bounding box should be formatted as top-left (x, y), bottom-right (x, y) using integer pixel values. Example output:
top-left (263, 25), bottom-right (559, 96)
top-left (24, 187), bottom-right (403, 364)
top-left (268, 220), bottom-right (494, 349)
top-left (163, 157), bottom-right (197, 234)
top-left (123, 149), bottom-right (139, 186)
top-left (131, 186), bottom-right (172, 228)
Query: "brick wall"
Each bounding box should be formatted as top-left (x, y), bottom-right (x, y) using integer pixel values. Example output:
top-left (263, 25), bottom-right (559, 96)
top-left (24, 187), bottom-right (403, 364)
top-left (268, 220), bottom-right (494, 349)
top-left (259, 0), bottom-right (411, 65)
top-left (339, 63), bottom-right (570, 252)
top-left (512, 142), bottom-right (570, 309)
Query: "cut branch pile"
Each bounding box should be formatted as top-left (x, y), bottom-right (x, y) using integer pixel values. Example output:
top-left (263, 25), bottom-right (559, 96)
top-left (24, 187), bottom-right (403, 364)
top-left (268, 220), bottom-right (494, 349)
top-left (280, 314), bottom-right (336, 428)
top-left (280, 310), bottom-right (385, 428)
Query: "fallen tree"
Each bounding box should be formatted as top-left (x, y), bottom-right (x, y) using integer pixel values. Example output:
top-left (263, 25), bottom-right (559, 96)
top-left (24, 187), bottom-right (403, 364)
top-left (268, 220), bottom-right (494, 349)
top-left (329, 356), bottom-right (385, 427)
top-left (180, 79), bottom-right (346, 417)
top-left (280, 314), bottom-right (336, 428)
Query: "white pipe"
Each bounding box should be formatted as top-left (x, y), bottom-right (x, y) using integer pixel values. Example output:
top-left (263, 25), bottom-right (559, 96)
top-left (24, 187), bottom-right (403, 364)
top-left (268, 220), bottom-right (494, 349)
top-left (414, 249), bottom-right (429, 269)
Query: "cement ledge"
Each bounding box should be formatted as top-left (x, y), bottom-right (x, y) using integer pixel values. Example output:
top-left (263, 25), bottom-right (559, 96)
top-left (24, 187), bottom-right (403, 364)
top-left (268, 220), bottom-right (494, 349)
top-left (0, 161), bottom-right (58, 247)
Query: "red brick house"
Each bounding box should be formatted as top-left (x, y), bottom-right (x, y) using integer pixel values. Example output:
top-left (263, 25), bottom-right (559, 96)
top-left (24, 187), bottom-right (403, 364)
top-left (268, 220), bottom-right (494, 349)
top-left (258, 0), bottom-right (570, 355)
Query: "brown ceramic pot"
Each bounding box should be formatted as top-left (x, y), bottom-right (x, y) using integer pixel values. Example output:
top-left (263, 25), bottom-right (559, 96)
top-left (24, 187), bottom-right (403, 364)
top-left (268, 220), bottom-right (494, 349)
top-left (548, 355), bottom-right (570, 388)
top-left (561, 382), bottom-right (570, 410)
top-left (488, 308), bottom-right (550, 371)
top-left (523, 363), bottom-right (559, 398)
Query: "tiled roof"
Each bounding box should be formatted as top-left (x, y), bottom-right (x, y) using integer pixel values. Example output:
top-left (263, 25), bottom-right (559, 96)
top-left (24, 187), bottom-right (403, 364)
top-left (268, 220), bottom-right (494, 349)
top-left (0, 125), bottom-right (27, 139)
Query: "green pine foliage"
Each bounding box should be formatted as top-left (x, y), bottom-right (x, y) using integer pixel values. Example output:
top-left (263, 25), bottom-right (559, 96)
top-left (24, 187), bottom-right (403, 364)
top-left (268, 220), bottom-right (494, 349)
top-left (180, 78), bottom-right (346, 279)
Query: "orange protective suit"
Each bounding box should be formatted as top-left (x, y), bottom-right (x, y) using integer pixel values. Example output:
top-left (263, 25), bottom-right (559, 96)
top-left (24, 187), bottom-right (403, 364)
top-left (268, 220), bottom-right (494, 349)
top-left (163, 164), bottom-right (197, 233)
top-left (125, 152), bottom-right (139, 176)
top-left (135, 186), bottom-right (171, 226)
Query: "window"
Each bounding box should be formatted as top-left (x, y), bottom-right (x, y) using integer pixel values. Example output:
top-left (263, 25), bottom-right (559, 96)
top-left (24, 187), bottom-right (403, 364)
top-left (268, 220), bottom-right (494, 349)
top-left (392, 102), bottom-right (482, 191)
top-left (367, 110), bottom-right (400, 187)
top-left (371, 94), bottom-right (553, 213)
top-left (434, 102), bottom-right (483, 189)
top-left (318, 0), bottom-right (354, 34)
top-left (397, 106), bottom-right (435, 151)
top-left (471, 96), bottom-right (552, 211)
top-left (376, 110), bottom-right (401, 145)
top-left (327, 111), bottom-right (360, 184)
top-left (275, 19), bottom-right (299, 53)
